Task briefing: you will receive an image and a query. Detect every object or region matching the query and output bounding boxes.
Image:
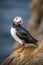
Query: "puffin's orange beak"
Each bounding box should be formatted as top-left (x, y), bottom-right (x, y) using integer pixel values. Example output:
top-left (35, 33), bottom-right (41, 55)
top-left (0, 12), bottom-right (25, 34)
top-left (19, 19), bottom-right (24, 24)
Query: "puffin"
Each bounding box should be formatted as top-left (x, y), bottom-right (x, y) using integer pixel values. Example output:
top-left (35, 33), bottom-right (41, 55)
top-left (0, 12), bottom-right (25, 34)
top-left (10, 16), bottom-right (38, 53)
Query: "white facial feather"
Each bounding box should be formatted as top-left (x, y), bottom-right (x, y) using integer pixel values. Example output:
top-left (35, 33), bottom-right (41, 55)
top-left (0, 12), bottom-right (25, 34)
top-left (13, 16), bottom-right (22, 24)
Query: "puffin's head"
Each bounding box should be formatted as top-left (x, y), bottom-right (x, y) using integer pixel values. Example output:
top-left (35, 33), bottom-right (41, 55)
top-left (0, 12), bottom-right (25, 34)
top-left (13, 16), bottom-right (23, 25)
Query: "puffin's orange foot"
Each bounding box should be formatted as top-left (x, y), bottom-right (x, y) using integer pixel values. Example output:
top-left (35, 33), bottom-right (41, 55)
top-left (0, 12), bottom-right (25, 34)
top-left (16, 46), bottom-right (25, 53)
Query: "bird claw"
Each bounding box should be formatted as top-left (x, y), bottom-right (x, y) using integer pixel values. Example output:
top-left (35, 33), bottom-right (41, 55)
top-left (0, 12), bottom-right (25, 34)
top-left (16, 45), bottom-right (25, 53)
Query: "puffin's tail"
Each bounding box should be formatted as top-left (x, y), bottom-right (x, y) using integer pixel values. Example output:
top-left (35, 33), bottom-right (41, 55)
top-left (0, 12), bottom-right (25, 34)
top-left (29, 39), bottom-right (38, 46)
top-left (33, 39), bottom-right (38, 46)
top-left (28, 34), bottom-right (38, 46)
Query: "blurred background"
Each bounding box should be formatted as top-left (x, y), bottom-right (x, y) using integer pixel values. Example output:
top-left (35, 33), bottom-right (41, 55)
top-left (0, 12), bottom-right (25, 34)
top-left (0, 0), bottom-right (31, 64)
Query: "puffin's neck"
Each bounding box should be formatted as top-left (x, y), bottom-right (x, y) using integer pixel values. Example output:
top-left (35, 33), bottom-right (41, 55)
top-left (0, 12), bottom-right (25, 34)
top-left (13, 23), bottom-right (21, 28)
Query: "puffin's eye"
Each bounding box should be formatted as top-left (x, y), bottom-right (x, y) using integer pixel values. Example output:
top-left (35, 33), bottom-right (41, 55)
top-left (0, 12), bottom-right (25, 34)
top-left (16, 18), bottom-right (18, 20)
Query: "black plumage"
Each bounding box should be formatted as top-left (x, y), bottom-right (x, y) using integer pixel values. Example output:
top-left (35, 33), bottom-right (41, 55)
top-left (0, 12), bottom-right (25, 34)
top-left (13, 23), bottom-right (38, 45)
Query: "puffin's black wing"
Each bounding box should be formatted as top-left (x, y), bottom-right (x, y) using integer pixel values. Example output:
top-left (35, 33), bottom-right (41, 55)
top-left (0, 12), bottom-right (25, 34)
top-left (16, 26), bottom-right (38, 44)
top-left (16, 31), bottom-right (28, 39)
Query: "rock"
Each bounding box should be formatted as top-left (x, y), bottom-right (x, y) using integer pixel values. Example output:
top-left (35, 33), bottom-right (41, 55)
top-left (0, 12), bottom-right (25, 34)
top-left (1, 40), bottom-right (43, 65)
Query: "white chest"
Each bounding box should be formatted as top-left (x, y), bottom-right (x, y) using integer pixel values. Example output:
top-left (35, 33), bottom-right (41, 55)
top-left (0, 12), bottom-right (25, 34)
top-left (10, 27), bottom-right (17, 36)
top-left (10, 27), bottom-right (23, 45)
